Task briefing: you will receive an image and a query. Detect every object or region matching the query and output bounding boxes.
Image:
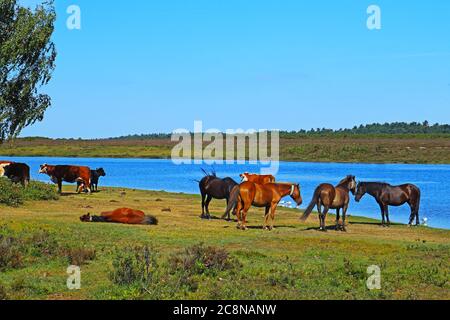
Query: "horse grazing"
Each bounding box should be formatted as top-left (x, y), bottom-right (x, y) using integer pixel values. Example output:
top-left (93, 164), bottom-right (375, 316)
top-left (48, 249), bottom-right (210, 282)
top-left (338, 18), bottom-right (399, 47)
top-left (355, 182), bottom-right (421, 227)
top-left (226, 182), bottom-right (302, 230)
top-left (198, 170), bottom-right (238, 220)
top-left (240, 173), bottom-right (276, 184)
top-left (80, 208), bottom-right (158, 225)
top-left (300, 175), bottom-right (356, 232)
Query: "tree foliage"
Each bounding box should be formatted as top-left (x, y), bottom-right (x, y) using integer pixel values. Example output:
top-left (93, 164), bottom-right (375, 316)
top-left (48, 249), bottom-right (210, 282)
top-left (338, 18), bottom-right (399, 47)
top-left (0, 0), bottom-right (56, 142)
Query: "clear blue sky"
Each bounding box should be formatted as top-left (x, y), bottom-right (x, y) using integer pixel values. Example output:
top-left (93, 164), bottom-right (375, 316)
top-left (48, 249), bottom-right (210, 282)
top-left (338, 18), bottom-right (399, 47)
top-left (21, 0), bottom-right (450, 139)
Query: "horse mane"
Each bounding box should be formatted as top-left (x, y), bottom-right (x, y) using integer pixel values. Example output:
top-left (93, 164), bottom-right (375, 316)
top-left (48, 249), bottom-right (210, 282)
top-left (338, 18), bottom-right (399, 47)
top-left (359, 182), bottom-right (392, 190)
top-left (337, 176), bottom-right (353, 187)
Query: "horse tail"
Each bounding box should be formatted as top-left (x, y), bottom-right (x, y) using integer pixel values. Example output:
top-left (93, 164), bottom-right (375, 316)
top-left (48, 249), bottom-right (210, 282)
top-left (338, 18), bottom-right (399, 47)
top-left (414, 185), bottom-right (421, 214)
top-left (142, 215), bottom-right (159, 225)
top-left (300, 187), bottom-right (321, 222)
top-left (224, 185), bottom-right (240, 217)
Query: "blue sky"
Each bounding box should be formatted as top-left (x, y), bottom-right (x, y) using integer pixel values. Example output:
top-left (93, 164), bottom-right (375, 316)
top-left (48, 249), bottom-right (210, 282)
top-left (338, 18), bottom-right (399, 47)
top-left (21, 0), bottom-right (450, 138)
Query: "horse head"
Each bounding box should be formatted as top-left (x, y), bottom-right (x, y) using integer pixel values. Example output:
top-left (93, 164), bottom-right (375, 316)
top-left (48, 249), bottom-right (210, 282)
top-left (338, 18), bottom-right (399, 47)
top-left (355, 182), bottom-right (366, 202)
top-left (348, 175), bottom-right (357, 195)
top-left (80, 213), bottom-right (92, 222)
top-left (240, 172), bottom-right (250, 182)
top-left (290, 184), bottom-right (303, 206)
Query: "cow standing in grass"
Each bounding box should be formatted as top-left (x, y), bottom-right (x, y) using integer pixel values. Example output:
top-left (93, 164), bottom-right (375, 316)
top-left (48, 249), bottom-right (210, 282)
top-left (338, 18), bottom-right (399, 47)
top-left (39, 164), bottom-right (91, 194)
top-left (77, 168), bottom-right (106, 193)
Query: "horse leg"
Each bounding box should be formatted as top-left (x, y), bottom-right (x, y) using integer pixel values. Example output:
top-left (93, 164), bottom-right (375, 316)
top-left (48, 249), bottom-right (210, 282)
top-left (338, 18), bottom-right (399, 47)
top-left (320, 206), bottom-right (329, 232)
top-left (411, 199), bottom-right (420, 226)
top-left (241, 205), bottom-right (251, 231)
top-left (317, 200), bottom-right (324, 231)
top-left (407, 202), bottom-right (419, 226)
top-left (205, 195), bottom-right (213, 219)
top-left (263, 206), bottom-right (270, 230)
top-left (269, 203), bottom-right (278, 231)
top-left (378, 202), bottom-right (386, 227)
top-left (223, 198), bottom-right (230, 221)
top-left (201, 193), bottom-right (207, 218)
top-left (335, 208), bottom-right (341, 231)
top-left (341, 204), bottom-right (348, 232)
top-left (384, 205), bottom-right (391, 227)
top-left (235, 199), bottom-right (244, 229)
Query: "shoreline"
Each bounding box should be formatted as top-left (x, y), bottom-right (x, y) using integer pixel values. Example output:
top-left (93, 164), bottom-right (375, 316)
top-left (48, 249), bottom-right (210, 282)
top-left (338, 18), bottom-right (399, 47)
top-left (2, 154), bottom-right (450, 166)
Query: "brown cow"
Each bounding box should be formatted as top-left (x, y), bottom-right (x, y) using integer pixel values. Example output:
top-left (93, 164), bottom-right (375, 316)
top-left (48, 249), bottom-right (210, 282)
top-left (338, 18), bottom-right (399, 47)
top-left (1, 163), bottom-right (30, 187)
top-left (39, 164), bottom-right (91, 194)
top-left (240, 172), bottom-right (276, 184)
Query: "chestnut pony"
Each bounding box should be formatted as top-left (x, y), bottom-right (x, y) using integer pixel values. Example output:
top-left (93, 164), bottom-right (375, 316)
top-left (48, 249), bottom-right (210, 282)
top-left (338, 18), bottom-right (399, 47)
top-left (226, 182), bottom-right (302, 230)
top-left (80, 208), bottom-right (158, 225)
top-left (240, 173), bottom-right (276, 184)
top-left (301, 175), bottom-right (356, 232)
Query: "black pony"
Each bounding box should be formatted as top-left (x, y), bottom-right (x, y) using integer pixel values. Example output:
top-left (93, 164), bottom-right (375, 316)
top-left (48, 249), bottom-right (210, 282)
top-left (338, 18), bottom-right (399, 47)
top-left (355, 182), bottom-right (421, 227)
top-left (198, 169), bottom-right (238, 220)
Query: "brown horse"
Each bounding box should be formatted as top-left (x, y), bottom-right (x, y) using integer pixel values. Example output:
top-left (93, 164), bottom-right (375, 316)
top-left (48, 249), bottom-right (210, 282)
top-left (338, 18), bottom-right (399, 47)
top-left (226, 182), bottom-right (302, 230)
top-left (300, 175), bottom-right (356, 232)
top-left (240, 173), bottom-right (276, 184)
top-left (80, 208), bottom-right (158, 225)
top-left (355, 182), bottom-right (421, 227)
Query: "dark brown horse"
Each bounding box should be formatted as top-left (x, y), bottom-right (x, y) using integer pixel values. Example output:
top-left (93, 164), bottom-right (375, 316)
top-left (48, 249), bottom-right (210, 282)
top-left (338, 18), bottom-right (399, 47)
top-left (355, 182), bottom-right (421, 227)
top-left (80, 208), bottom-right (158, 225)
top-left (226, 182), bottom-right (303, 230)
top-left (300, 175), bottom-right (357, 232)
top-left (198, 170), bottom-right (238, 220)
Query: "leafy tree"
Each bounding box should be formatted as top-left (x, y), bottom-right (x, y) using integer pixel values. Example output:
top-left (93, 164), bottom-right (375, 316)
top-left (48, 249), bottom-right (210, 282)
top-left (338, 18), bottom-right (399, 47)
top-left (0, 0), bottom-right (56, 142)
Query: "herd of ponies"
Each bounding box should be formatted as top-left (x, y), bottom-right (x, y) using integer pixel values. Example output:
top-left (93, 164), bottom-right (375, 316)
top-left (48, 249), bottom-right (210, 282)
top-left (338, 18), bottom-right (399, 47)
top-left (1, 161), bottom-right (422, 231)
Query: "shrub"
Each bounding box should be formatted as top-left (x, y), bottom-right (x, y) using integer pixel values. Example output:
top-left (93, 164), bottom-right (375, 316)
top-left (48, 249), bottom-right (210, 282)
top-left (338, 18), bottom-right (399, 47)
top-left (24, 230), bottom-right (59, 258)
top-left (109, 246), bottom-right (157, 286)
top-left (0, 235), bottom-right (23, 271)
top-left (0, 178), bottom-right (59, 207)
top-left (64, 247), bottom-right (96, 266)
top-left (0, 284), bottom-right (8, 300)
top-left (22, 181), bottom-right (59, 201)
top-left (169, 243), bottom-right (240, 276)
top-left (0, 178), bottom-right (23, 207)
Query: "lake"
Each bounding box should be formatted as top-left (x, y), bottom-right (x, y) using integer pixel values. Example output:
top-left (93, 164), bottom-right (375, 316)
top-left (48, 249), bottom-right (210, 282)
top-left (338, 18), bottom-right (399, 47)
top-left (2, 156), bottom-right (450, 229)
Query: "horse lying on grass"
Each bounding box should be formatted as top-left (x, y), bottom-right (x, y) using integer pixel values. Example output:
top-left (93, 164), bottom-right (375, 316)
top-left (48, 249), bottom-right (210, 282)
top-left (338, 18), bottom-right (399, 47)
top-left (80, 208), bottom-right (158, 225)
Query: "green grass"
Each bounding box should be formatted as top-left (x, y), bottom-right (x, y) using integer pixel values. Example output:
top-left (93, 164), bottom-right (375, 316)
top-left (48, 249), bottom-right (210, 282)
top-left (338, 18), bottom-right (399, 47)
top-left (0, 186), bottom-right (448, 300)
top-left (1, 134), bottom-right (449, 163)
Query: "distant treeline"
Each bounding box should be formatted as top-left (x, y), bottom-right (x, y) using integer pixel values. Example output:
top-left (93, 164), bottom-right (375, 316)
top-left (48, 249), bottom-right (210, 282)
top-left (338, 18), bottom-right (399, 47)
top-left (108, 121), bottom-right (450, 140)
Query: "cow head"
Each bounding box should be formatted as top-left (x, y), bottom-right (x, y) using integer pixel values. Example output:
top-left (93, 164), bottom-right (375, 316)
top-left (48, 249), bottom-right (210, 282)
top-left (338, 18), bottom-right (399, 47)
top-left (96, 168), bottom-right (106, 177)
top-left (0, 163), bottom-right (10, 177)
top-left (39, 164), bottom-right (49, 174)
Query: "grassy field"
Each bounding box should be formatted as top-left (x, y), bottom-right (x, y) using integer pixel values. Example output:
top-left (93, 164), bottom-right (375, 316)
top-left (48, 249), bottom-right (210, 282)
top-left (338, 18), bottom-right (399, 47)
top-left (0, 186), bottom-right (449, 300)
top-left (0, 134), bottom-right (449, 163)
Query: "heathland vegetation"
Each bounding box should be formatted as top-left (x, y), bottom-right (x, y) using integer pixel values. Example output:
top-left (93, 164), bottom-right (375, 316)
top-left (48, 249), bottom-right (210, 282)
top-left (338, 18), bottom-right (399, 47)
top-left (0, 186), bottom-right (449, 300)
top-left (0, 122), bottom-right (449, 164)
